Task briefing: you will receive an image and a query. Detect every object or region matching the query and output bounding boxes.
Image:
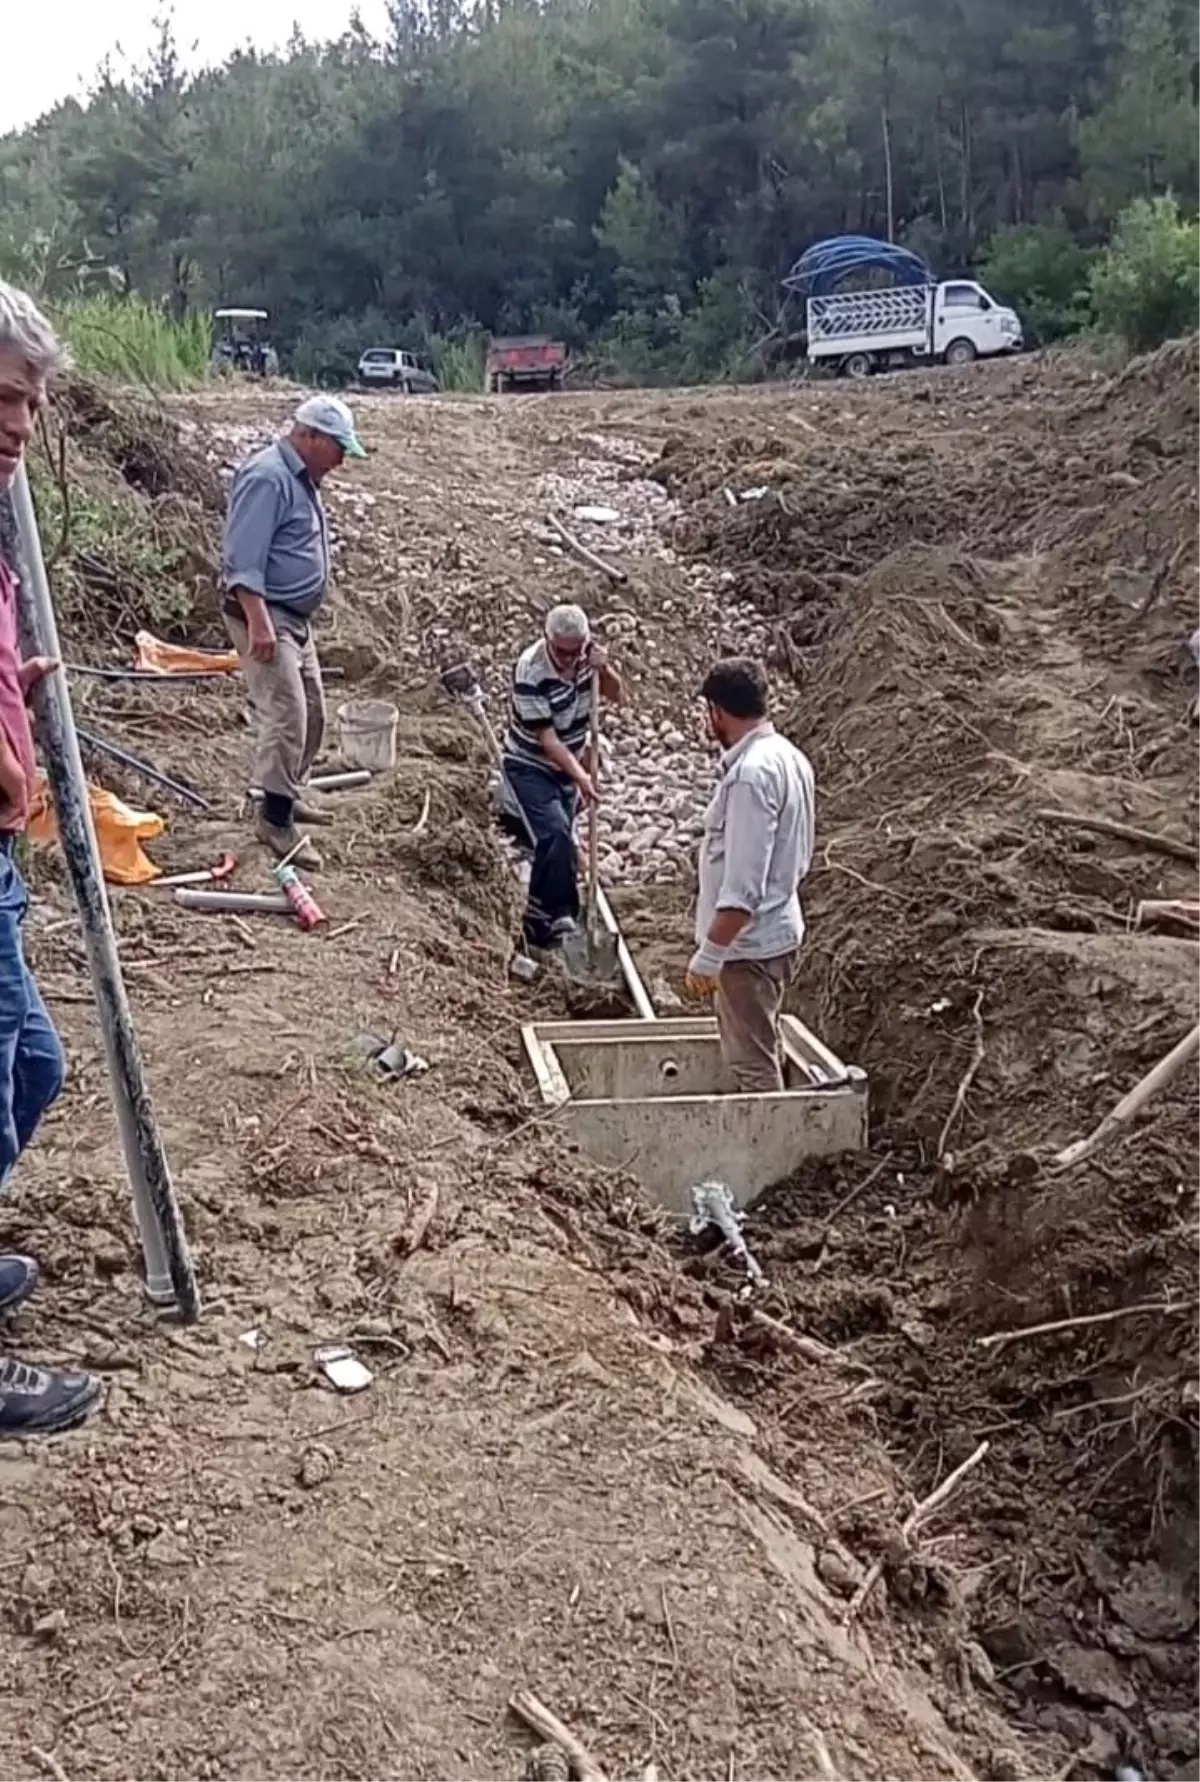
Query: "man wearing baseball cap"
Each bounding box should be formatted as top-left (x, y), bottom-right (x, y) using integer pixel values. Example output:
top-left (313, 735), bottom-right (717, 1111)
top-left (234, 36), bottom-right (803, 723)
top-left (222, 394), bottom-right (366, 868)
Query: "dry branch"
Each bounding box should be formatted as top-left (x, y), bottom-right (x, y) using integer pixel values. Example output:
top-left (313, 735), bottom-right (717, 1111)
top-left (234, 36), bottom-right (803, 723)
top-left (1053, 1020), bottom-right (1199, 1169)
top-left (750, 1308), bottom-right (858, 1368)
top-left (844, 1440), bottom-right (990, 1624)
top-left (1134, 899), bottom-right (1199, 933)
top-left (509, 1690), bottom-right (608, 1781)
top-left (29, 1749), bottom-right (71, 1782)
top-left (1134, 539), bottom-right (1189, 620)
top-left (937, 990), bottom-right (985, 1162)
top-left (394, 1183), bottom-right (439, 1258)
top-left (821, 1153), bottom-right (892, 1230)
top-left (978, 1300), bottom-right (1194, 1351)
top-left (546, 512), bottom-right (628, 585)
top-left (1034, 807), bottom-right (1197, 863)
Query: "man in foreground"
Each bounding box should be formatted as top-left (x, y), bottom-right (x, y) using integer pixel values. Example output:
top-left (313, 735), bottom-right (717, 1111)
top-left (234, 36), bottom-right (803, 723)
top-left (223, 394), bottom-right (366, 870)
top-left (0, 280), bottom-right (103, 1435)
top-left (686, 657), bottom-right (815, 1093)
top-left (503, 603), bottom-right (622, 950)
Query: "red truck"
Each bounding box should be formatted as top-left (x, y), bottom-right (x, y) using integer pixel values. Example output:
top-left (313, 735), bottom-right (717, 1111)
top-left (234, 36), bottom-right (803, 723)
top-left (485, 336), bottom-right (567, 393)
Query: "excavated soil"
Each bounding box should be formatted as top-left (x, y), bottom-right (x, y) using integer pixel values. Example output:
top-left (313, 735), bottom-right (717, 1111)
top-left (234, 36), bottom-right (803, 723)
top-left (625, 343), bottom-right (1200, 1778)
top-left (1, 346), bottom-right (1196, 1782)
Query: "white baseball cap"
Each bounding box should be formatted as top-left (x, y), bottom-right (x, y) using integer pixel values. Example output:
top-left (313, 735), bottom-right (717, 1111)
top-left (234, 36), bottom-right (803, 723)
top-left (293, 394), bottom-right (366, 458)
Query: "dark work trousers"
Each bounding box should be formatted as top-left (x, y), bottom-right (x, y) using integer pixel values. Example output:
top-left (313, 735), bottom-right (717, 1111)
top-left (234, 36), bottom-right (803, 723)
top-left (503, 761), bottom-right (580, 946)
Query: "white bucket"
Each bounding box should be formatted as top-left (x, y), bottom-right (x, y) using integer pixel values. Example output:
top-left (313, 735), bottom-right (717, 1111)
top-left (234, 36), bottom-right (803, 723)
top-left (336, 698), bottom-right (398, 773)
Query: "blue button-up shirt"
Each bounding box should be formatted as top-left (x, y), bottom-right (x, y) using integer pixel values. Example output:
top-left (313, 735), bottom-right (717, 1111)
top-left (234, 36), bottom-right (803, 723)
top-left (222, 439), bottom-right (329, 622)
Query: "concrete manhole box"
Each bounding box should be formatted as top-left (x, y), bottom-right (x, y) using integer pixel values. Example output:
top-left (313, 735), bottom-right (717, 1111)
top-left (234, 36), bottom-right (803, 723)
top-left (521, 1015), bottom-right (868, 1217)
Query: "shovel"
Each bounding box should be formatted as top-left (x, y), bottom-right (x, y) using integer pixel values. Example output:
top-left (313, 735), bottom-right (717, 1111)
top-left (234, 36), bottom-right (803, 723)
top-left (562, 671), bottom-right (620, 986)
top-left (440, 659), bottom-right (536, 846)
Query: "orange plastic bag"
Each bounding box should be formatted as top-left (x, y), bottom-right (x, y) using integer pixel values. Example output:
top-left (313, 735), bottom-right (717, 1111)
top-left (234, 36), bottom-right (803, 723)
top-left (27, 775), bottom-right (165, 885)
top-left (134, 630), bottom-right (239, 675)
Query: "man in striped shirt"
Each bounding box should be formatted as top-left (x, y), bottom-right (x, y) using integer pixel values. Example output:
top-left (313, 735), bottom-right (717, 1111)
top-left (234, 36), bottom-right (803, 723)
top-left (503, 604), bottom-right (622, 949)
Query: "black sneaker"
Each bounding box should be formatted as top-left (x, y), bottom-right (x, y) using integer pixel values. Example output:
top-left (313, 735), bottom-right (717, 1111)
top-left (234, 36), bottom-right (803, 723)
top-left (0, 1359), bottom-right (103, 1438)
top-left (0, 1255), bottom-right (38, 1316)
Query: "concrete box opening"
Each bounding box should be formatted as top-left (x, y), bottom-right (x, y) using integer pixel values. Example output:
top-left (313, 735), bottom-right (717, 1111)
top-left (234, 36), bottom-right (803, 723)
top-left (522, 1015), bottom-right (868, 1217)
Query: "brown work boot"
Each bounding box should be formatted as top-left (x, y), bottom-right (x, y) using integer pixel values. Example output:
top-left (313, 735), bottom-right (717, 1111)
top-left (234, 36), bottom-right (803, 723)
top-left (292, 796), bottom-right (334, 827)
top-left (254, 817), bottom-right (322, 871)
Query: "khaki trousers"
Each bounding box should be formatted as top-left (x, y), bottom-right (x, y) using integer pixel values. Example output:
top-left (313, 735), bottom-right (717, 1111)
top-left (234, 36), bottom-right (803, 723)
top-left (226, 613), bottom-right (325, 803)
top-left (715, 951), bottom-right (799, 1093)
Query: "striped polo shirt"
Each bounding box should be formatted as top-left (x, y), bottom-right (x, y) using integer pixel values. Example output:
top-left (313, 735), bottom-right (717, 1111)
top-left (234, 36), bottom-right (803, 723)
top-left (503, 637), bottom-right (592, 778)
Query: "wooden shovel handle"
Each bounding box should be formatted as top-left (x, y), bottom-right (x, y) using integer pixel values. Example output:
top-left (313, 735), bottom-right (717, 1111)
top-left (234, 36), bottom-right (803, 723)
top-left (586, 670), bottom-right (600, 914)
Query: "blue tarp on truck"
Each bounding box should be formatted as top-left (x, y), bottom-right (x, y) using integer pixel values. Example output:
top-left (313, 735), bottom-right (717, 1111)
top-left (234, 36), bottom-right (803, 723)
top-left (782, 237), bottom-right (935, 297)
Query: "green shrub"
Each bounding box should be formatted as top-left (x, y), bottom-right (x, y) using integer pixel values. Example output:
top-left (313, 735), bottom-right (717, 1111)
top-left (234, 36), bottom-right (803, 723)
top-left (291, 309), bottom-right (485, 391)
top-left (1089, 195), bottom-right (1200, 353)
top-left (593, 306), bottom-right (683, 384)
top-left (290, 310), bottom-right (394, 387)
top-left (980, 223), bottom-right (1095, 343)
top-left (677, 272), bottom-right (755, 381)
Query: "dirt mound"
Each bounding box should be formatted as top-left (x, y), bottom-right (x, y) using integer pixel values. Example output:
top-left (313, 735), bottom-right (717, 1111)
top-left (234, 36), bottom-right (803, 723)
top-left (653, 337), bottom-right (1200, 678)
top-left (7, 380), bottom-right (1060, 1782)
top-left (1072, 333), bottom-right (1199, 440)
top-left (26, 376), bottom-right (224, 657)
top-left (654, 431), bottom-right (1032, 631)
top-left (650, 346), bottom-right (1199, 1778)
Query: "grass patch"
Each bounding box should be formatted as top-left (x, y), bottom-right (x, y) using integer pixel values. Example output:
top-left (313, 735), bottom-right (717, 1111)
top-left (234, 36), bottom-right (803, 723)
top-left (435, 331), bottom-right (487, 393)
top-left (53, 296), bottom-right (212, 391)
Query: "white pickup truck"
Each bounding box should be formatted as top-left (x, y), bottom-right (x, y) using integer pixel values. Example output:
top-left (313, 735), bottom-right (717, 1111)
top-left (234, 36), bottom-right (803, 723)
top-left (806, 279), bottom-right (1022, 377)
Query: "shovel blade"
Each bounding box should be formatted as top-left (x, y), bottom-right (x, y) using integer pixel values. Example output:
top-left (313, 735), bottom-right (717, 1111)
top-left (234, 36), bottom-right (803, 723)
top-left (562, 921), bottom-right (620, 985)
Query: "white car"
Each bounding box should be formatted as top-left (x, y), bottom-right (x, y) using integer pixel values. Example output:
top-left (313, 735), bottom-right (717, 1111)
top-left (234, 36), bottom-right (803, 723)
top-left (356, 348), bottom-right (440, 393)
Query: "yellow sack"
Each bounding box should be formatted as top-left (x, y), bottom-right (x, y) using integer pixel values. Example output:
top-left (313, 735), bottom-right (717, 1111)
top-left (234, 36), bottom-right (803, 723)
top-left (27, 775), bottom-right (165, 885)
top-left (134, 630), bottom-right (239, 675)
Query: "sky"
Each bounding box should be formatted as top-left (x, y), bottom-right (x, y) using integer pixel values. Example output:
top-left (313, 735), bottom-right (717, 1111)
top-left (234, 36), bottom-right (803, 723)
top-left (2, 0), bottom-right (392, 134)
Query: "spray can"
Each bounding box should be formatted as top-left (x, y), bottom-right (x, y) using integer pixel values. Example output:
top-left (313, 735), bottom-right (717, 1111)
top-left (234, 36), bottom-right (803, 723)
top-left (272, 862), bottom-right (326, 931)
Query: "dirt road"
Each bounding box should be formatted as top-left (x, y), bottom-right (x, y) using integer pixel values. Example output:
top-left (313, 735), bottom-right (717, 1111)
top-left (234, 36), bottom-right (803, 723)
top-left (3, 353), bottom-right (1196, 1780)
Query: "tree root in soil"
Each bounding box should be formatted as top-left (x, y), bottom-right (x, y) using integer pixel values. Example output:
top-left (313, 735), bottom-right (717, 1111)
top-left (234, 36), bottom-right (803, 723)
top-left (843, 1440), bottom-right (990, 1625)
top-left (509, 1691), bottom-right (608, 1782)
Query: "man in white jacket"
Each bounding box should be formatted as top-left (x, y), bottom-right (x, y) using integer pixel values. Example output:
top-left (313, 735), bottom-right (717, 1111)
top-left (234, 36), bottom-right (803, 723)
top-left (686, 657), bottom-right (815, 1092)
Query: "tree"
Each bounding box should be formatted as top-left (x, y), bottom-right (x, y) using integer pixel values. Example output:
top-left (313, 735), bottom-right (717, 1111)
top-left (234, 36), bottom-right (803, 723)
top-left (595, 158), bottom-right (686, 306)
top-left (1079, 0), bottom-right (1199, 219)
top-left (1089, 193), bottom-right (1200, 350)
top-left (0, 0), bottom-right (1194, 377)
top-left (980, 222), bottom-right (1095, 339)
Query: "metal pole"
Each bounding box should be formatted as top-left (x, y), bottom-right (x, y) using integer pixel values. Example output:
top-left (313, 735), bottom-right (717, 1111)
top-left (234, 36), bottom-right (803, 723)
top-left (0, 466), bottom-right (200, 1320)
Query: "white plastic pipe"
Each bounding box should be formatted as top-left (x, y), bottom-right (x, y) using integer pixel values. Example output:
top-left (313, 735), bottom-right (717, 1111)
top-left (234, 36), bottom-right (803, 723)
top-left (175, 889), bottom-right (290, 913)
top-left (1, 467), bottom-right (200, 1319)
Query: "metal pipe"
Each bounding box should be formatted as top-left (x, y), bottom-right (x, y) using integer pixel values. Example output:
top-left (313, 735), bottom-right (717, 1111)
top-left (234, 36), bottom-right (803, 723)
top-left (75, 726), bottom-right (216, 812)
top-left (67, 663), bottom-right (346, 684)
top-left (309, 769), bottom-right (371, 791)
top-left (1, 467), bottom-right (200, 1320)
top-left (67, 664), bottom-right (236, 683)
top-left (174, 889), bottom-right (290, 913)
top-left (249, 770), bottom-right (371, 796)
top-left (594, 884), bottom-right (657, 1021)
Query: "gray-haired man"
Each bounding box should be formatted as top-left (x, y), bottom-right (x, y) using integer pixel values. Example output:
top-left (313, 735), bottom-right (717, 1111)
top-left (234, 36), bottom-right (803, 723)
top-left (503, 604), bottom-right (622, 949)
top-left (0, 280), bottom-right (103, 1435)
top-left (223, 394), bottom-right (366, 870)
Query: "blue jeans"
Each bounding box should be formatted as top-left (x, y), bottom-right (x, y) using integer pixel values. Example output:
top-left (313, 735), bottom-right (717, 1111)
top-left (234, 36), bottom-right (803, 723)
top-left (504, 762), bottom-right (580, 946)
top-left (0, 844), bottom-right (65, 1195)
